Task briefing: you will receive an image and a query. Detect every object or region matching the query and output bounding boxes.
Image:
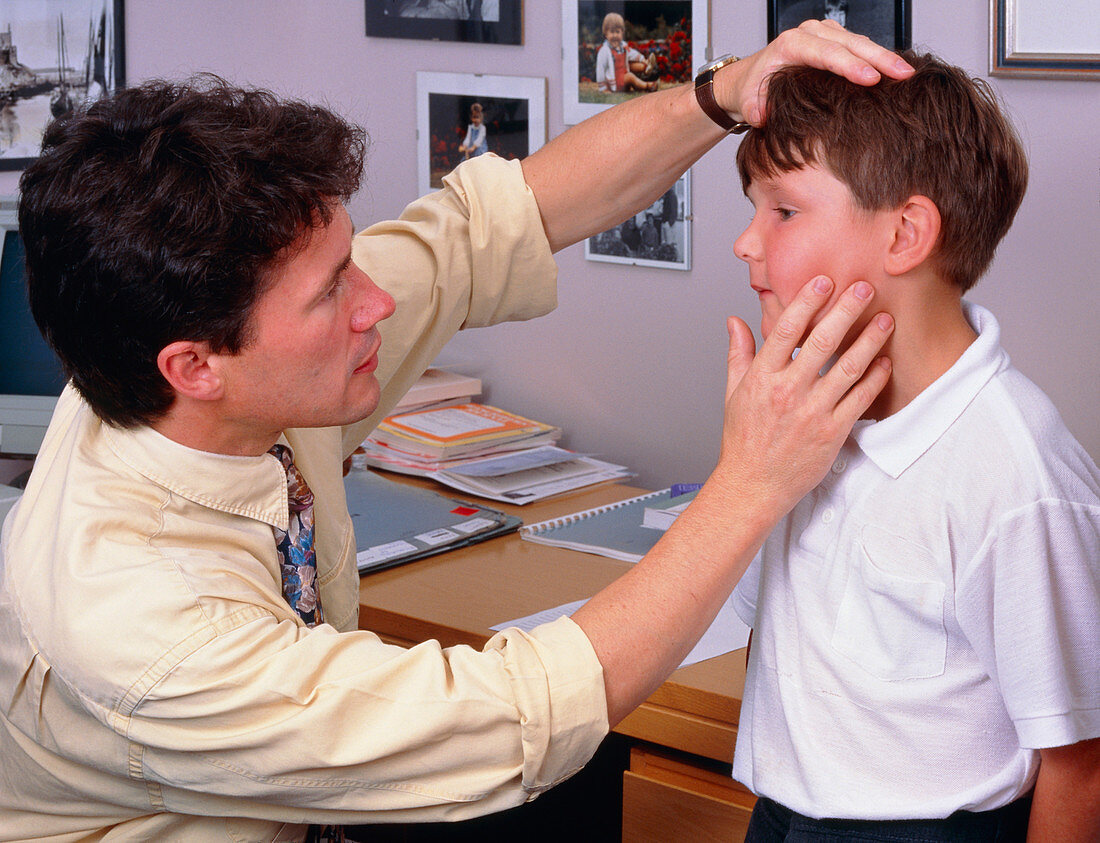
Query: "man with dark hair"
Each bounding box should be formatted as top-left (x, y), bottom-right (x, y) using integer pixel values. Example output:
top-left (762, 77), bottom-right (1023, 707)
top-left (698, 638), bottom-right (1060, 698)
top-left (0, 23), bottom-right (908, 841)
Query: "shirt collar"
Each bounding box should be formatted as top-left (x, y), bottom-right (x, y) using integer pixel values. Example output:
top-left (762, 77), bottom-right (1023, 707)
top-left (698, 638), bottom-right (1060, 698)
top-left (851, 302), bottom-right (1010, 478)
top-left (104, 422), bottom-right (291, 529)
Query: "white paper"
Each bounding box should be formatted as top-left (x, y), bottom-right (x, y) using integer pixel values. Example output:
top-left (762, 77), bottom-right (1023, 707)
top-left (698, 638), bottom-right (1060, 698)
top-left (491, 598), bottom-right (750, 669)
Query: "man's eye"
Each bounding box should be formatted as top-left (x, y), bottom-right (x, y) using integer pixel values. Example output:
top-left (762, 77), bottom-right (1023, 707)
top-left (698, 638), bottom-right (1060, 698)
top-left (324, 277), bottom-right (344, 300)
top-left (776, 208), bottom-right (796, 221)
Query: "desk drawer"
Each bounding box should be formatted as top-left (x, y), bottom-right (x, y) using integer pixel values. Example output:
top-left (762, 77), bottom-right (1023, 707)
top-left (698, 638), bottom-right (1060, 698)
top-left (622, 747), bottom-right (755, 842)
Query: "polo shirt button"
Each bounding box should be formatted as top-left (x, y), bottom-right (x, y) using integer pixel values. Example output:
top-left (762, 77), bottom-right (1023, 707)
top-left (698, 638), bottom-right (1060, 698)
top-left (821, 508), bottom-right (835, 524)
top-left (831, 459), bottom-right (846, 474)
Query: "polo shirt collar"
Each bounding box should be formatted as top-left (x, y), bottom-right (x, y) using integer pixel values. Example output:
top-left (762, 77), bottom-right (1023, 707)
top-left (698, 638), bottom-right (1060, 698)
top-left (104, 422), bottom-right (291, 529)
top-left (851, 302), bottom-right (1010, 478)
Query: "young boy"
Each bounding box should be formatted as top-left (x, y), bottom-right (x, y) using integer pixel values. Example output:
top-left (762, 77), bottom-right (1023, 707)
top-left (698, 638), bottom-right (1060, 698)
top-left (595, 12), bottom-right (657, 94)
top-left (729, 52), bottom-right (1100, 840)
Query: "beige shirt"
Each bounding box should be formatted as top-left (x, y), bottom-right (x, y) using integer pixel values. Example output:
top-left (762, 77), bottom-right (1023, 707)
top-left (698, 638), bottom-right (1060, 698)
top-left (0, 156), bottom-right (609, 842)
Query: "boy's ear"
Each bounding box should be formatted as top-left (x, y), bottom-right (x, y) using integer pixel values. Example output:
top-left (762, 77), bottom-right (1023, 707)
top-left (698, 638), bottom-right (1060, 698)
top-left (156, 341), bottom-right (225, 402)
top-left (884, 195), bottom-right (941, 276)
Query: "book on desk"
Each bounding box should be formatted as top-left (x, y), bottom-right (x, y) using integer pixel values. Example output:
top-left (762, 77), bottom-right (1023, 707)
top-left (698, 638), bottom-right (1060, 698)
top-left (345, 469), bottom-right (521, 573)
top-left (519, 486), bottom-right (700, 562)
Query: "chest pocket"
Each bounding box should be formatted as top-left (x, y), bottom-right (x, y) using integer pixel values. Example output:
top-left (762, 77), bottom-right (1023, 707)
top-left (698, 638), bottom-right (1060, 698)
top-left (830, 527), bottom-right (947, 681)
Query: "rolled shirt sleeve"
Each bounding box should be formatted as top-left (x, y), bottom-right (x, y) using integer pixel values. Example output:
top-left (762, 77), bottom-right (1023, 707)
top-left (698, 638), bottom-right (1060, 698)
top-left (343, 154), bottom-right (558, 458)
top-left (123, 615), bottom-right (607, 824)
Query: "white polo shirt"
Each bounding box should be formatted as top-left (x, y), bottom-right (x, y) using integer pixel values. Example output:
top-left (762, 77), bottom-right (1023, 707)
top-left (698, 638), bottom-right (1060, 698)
top-left (730, 302), bottom-right (1100, 820)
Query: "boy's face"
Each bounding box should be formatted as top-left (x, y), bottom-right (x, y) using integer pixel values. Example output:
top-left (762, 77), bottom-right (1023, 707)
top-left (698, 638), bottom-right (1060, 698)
top-left (605, 24), bottom-right (624, 46)
top-left (735, 163), bottom-right (891, 340)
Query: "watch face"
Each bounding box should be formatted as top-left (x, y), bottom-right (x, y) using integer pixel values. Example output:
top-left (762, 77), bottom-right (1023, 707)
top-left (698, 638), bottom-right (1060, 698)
top-left (704, 54), bottom-right (737, 72)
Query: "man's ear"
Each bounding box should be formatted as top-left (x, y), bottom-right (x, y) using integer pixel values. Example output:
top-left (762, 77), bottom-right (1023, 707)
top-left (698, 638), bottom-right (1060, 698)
top-left (884, 195), bottom-right (941, 276)
top-left (156, 341), bottom-right (224, 402)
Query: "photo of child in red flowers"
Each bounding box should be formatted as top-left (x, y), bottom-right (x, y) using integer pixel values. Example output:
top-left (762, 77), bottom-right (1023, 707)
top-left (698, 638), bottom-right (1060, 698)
top-left (574, 1), bottom-right (696, 106)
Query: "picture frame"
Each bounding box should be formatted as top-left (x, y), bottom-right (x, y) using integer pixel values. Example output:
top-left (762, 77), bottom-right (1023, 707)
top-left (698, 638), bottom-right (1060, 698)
top-left (767, 0), bottom-right (910, 51)
top-left (990, 0), bottom-right (1100, 79)
top-left (365, 1), bottom-right (522, 45)
top-left (585, 171), bottom-right (691, 271)
top-left (416, 72), bottom-right (546, 197)
top-left (0, 0), bottom-right (125, 170)
top-left (562, 0), bottom-right (707, 125)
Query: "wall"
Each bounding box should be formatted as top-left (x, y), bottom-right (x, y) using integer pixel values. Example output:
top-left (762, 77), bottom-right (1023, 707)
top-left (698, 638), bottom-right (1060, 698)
top-left (2, 1), bottom-right (1096, 488)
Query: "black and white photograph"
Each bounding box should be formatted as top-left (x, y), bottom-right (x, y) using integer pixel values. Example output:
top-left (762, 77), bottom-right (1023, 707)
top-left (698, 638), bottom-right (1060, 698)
top-left (585, 171), bottom-right (691, 271)
top-left (562, 0), bottom-right (707, 124)
top-left (416, 72), bottom-right (546, 196)
top-left (768, 0), bottom-right (910, 51)
top-left (365, 1), bottom-right (522, 44)
top-left (0, 0), bottom-right (124, 170)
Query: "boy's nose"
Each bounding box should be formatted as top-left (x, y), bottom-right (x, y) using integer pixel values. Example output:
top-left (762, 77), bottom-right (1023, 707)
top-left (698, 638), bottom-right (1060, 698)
top-left (733, 222), bottom-right (759, 263)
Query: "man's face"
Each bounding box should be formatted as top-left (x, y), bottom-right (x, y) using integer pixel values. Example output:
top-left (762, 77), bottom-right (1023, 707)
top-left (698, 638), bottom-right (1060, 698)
top-left (216, 204), bottom-right (395, 451)
top-left (735, 163), bottom-right (890, 340)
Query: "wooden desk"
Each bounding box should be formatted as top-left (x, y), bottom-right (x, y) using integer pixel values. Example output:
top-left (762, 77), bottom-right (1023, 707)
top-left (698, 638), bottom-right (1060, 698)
top-left (358, 479), bottom-right (756, 841)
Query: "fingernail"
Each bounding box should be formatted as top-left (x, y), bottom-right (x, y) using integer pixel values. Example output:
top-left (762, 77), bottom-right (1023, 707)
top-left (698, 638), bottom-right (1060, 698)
top-left (853, 282), bottom-right (873, 300)
top-left (813, 276), bottom-right (832, 294)
top-left (860, 65), bottom-right (879, 81)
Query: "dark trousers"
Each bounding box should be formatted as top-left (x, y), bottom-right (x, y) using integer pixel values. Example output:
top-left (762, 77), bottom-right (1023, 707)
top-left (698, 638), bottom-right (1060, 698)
top-left (744, 794), bottom-right (1033, 842)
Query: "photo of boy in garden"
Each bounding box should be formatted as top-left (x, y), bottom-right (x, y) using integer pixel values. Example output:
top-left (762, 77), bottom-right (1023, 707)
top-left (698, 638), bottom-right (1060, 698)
top-left (575, 1), bottom-right (694, 106)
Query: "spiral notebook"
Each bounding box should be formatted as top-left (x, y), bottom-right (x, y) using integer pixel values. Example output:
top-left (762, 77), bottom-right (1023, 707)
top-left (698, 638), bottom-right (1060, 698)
top-left (518, 487), bottom-right (698, 563)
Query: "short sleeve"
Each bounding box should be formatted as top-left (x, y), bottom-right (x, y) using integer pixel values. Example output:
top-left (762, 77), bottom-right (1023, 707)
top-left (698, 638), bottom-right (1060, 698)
top-left (956, 499), bottom-right (1100, 748)
top-left (730, 551), bottom-right (763, 629)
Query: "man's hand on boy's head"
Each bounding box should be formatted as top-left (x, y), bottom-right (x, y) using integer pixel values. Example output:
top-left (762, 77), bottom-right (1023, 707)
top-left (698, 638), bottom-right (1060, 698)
top-left (714, 276), bottom-right (894, 524)
top-left (720, 19), bottom-right (915, 127)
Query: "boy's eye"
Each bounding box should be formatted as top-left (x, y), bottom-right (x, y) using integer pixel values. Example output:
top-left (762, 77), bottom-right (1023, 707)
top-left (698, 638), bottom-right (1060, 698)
top-left (775, 207), bottom-right (796, 221)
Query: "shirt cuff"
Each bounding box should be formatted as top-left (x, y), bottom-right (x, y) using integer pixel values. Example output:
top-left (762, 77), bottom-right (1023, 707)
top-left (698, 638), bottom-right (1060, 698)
top-left (485, 616), bottom-right (609, 795)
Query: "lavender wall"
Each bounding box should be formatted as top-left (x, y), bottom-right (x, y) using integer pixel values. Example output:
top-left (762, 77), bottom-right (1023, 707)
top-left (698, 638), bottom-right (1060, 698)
top-left (3, 1), bottom-right (1096, 487)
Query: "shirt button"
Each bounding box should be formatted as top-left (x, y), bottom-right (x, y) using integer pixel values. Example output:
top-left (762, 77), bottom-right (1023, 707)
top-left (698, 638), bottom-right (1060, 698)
top-left (831, 459), bottom-right (846, 474)
top-left (821, 508), bottom-right (835, 524)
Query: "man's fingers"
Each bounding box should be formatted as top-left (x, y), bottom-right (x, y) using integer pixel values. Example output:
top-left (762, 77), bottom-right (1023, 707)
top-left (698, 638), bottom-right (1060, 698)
top-left (725, 315), bottom-right (757, 401)
top-left (790, 280), bottom-right (877, 375)
top-left (823, 311), bottom-right (895, 417)
top-left (785, 19), bottom-right (915, 85)
top-left (836, 355), bottom-right (892, 425)
top-left (754, 276), bottom-right (836, 371)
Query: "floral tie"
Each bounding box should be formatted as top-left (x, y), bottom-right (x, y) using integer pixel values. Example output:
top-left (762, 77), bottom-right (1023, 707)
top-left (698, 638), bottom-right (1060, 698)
top-left (268, 444), bottom-right (323, 627)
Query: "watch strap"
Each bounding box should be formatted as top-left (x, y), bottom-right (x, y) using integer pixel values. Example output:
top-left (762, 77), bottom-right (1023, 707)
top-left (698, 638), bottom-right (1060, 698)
top-left (695, 58), bottom-right (751, 135)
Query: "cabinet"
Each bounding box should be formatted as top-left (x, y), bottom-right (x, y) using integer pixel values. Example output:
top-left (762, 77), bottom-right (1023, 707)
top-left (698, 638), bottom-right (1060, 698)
top-left (358, 479), bottom-right (754, 841)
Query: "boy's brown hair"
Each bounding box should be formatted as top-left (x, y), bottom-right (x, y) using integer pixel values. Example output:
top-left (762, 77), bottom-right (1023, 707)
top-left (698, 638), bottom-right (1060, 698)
top-left (736, 51), bottom-right (1028, 293)
top-left (602, 12), bottom-right (625, 36)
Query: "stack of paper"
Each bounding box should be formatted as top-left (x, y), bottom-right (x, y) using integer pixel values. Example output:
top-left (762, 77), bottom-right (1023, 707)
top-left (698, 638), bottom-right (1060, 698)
top-left (367, 403), bottom-right (562, 463)
top-left (355, 400), bottom-right (634, 505)
top-left (432, 445), bottom-right (631, 505)
top-left (393, 368), bottom-right (482, 414)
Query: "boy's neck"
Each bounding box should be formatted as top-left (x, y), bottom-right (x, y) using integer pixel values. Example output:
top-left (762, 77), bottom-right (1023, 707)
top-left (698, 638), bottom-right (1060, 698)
top-left (863, 281), bottom-right (977, 421)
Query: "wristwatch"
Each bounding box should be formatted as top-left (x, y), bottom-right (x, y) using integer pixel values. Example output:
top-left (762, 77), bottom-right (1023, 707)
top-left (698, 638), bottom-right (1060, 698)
top-left (694, 54), bottom-right (751, 134)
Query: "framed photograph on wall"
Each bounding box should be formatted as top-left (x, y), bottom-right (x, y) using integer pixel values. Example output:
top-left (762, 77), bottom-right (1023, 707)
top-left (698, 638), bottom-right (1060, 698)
top-left (585, 171), bottom-right (691, 271)
top-left (768, 0), bottom-right (911, 51)
top-left (562, 0), bottom-right (707, 125)
top-left (990, 0), bottom-right (1100, 79)
top-left (365, 1), bottom-right (522, 45)
top-left (416, 72), bottom-right (546, 197)
top-left (0, 0), bottom-right (125, 170)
